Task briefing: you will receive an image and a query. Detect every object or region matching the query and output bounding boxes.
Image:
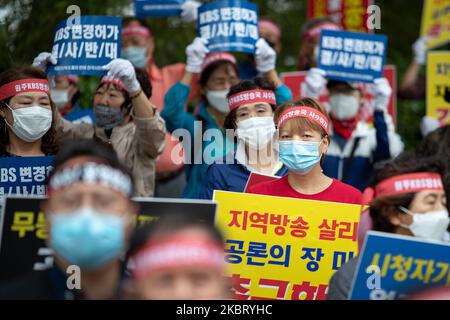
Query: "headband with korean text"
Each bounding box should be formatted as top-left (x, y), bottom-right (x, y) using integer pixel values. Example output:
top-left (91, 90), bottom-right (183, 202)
top-left (0, 79), bottom-right (50, 101)
top-left (277, 106), bottom-right (329, 134)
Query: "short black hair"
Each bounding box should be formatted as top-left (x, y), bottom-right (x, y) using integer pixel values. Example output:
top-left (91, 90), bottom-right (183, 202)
top-left (48, 139), bottom-right (135, 194)
top-left (129, 214), bottom-right (224, 254)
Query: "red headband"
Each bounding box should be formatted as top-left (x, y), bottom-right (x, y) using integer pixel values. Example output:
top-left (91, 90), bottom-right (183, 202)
top-left (48, 161), bottom-right (133, 198)
top-left (227, 89), bottom-right (276, 111)
top-left (56, 75), bottom-right (79, 85)
top-left (101, 76), bottom-right (128, 92)
top-left (259, 19), bottom-right (281, 39)
top-left (122, 25), bottom-right (152, 39)
top-left (0, 79), bottom-right (50, 101)
top-left (362, 172), bottom-right (444, 204)
top-left (303, 22), bottom-right (341, 41)
top-left (202, 52), bottom-right (236, 71)
top-left (277, 106), bottom-right (329, 134)
top-left (132, 235), bottom-right (224, 279)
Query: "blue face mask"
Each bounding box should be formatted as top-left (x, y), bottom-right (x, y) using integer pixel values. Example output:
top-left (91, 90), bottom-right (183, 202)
top-left (121, 46), bottom-right (148, 69)
top-left (279, 140), bottom-right (322, 175)
top-left (50, 206), bottom-right (125, 270)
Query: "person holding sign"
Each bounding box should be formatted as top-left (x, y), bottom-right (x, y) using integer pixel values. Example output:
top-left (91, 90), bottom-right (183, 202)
top-left (327, 155), bottom-right (449, 300)
top-left (0, 140), bottom-right (138, 300)
top-left (199, 77), bottom-right (288, 199)
top-left (247, 98), bottom-right (362, 205)
top-left (162, 36), bottom-right (292, 199)
top-left (52, 58), bottom-right (166, 197)
top-left (302, 68), bottom-right (404, 191)
top-left (127, 214), bottom-right (229, 300)
top-left (121, 17), bottom-right (196, 198)
top-left (0, 67), bottom-right (58, 157)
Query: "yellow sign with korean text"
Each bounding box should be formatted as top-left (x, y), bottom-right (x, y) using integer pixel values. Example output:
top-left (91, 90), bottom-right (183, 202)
top-left (426, 51), bottom-right (450, 124)
top-left (213, 191), bottom-right (362, 300)
top-left (421, 0), bottom-right (450, 49)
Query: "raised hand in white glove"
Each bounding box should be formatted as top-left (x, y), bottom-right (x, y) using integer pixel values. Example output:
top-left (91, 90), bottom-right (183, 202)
top-left (185, 37), bottom-right (209, 73)
top-left (373, 78), bottom-right (392, 112)
top-left (412, 36), bottom-right (431, 65)
top-left (32, 52), bottom-right (57, 71)
top-left (255, 38), bottom-right (276, 74)
top-left (420, 115), bottom-right (440, 137)
top-left (102, 58), bottom-right (141, 93)
top-left (181, 0), bottom-right (201, 23)
top-left (303, 68), bottom-right (327, 99)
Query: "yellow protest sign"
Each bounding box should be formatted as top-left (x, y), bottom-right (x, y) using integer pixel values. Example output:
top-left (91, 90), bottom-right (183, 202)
top-left (427, 51), bottom-right (450, 124)
top-left (421, 0), bottom-right (450, 49)
top-left (213, 191), bottom-right (361, 300)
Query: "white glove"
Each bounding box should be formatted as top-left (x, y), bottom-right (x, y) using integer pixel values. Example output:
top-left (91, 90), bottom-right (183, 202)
top-left (373, 78), bottom-right (392, 112)
top-left (412, 36), bottom-right (430, 65)
top-left (255, 38), bottom-right (276, 74)
top-left (420, 115), bottom-right (440, 137)
top-left (303, 68), bottom-right (327, 99)
top-left (185, 37), bottom-right (209, 73)
top-left (181, 0), bottom-right (201, 22)
top-left (32, 52), bottom-right (57, 71)
top-left (102, 58), bottom-right (141, 93)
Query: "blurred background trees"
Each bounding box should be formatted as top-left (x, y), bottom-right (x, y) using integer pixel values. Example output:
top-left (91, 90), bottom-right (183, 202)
top-left (0, 0), bottom-right (425, 149)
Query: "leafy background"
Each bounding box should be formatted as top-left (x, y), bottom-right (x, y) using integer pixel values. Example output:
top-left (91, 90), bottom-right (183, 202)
top-left (0, 0), bottom-right (426, 149)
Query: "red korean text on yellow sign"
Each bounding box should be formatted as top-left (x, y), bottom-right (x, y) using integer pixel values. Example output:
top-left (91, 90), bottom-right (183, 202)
top-left (213, 191), bottom-right (361, 300)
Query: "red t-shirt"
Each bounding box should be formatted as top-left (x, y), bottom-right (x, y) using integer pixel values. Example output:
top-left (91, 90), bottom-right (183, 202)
top-left (247, 176), bottom-right (362, 205)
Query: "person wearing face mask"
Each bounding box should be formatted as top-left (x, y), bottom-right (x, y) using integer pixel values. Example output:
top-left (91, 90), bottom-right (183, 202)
top-left (199, 77), bottom-right (288, 199)
top-left (162, 37), bottom-right (292, 199)
top-left (247, 98), bottom-right (362, 205)
top-left (51, 58), bottom-right (166, 198)
top-left (0, 67), bottom-right (58, 157)
top-left (0, 140), bottom-right (138, 300)
top-left (327, 155), bottom-right (449, 300)
top-left (304, 68), bottom-right (404, 191)
top-left (125, 214), bottom-right (229, 300)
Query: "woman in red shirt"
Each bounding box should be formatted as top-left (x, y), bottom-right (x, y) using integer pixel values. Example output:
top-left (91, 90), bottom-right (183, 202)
top-left (247, 97), bottom-right (362, 205)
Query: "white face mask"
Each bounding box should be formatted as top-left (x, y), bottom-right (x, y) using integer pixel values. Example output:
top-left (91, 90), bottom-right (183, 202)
top-left (5, 103), bottom-right (52, 142)
top-left (50, 89), bottom-right (70, 109)
top-left (399, 207), bottom-right (450, 241)
top-left (206, 90), bottom-right (229, 113)
top-left (329, 94), bottom-right (360, 120)
top-left (236, 116), bottom-right (276, 150)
